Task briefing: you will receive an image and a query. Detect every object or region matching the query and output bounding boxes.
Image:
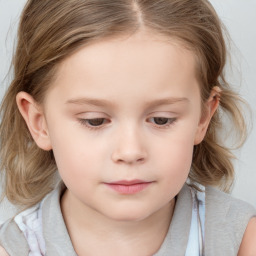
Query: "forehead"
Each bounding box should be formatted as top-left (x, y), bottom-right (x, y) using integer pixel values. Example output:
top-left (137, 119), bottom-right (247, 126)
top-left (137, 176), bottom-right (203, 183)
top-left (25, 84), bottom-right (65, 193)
top-left (58, 31), bottom-right (196, 74)
top-left (48, 31), bottom-right (200, 106)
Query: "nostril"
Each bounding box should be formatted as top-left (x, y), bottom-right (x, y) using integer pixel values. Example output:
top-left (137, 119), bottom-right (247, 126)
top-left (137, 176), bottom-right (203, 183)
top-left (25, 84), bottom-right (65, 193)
top-left (137, 158), bottom-right (145, 163)
top-left (111, 145), bottom-right (147, 164)
top-left (113, 155), bottom-right (146, 164)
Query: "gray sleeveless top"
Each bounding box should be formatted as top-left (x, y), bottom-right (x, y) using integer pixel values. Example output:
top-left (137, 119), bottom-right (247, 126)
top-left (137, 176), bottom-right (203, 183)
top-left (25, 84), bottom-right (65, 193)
top-left (0, 183), bottom-right (255, 255)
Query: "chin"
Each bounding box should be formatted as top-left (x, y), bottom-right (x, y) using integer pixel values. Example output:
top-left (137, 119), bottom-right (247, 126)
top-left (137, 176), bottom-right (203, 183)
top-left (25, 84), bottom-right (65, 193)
top-left (105, 208), bottom-right (152, 223)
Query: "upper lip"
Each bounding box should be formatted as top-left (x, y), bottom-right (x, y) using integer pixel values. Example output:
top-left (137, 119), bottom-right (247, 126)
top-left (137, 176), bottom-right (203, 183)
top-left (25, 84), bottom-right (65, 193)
top-left (105, 180), bottom-right (151, 185)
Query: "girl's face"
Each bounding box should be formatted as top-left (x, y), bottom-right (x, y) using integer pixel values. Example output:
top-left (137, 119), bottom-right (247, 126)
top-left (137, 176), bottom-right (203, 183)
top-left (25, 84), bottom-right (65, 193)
top-left (38, 31), bottom-right (211, 221)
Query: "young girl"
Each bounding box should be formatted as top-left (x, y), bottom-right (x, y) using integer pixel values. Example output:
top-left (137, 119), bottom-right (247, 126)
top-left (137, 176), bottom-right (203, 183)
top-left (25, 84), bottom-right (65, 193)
top-left (0, 0), bottom-right (255, 255)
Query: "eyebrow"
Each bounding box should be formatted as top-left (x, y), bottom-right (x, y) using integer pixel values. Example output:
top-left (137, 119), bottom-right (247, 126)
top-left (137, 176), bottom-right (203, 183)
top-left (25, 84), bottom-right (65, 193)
top-left (66, 98), bottom-right (116, 107)
top-left (65, 97), bottom-right (189, 108)
top-left (144, 97), bottom-right (189, 109)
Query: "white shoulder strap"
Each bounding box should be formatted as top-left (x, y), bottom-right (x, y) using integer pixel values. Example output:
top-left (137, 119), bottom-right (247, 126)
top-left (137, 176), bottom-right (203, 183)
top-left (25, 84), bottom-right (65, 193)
top-left (185, 187), bottom-right (205, 256)
top-left (14, 202), bottom-right (46, 256)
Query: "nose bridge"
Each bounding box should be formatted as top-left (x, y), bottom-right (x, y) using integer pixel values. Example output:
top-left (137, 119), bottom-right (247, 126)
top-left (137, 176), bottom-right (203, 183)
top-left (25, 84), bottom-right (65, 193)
top-left (111, 121), bottom-right (147, 164)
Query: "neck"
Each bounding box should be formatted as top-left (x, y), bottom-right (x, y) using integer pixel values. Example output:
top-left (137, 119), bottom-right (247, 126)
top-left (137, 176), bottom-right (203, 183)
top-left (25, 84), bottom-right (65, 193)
top-left (61, 189), bottom-right (175, 256)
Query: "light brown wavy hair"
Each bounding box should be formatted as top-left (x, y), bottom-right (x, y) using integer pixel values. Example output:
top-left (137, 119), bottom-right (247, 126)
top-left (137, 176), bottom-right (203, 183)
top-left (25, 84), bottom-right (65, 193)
top-left (0, 0), bottom-right (248, 208)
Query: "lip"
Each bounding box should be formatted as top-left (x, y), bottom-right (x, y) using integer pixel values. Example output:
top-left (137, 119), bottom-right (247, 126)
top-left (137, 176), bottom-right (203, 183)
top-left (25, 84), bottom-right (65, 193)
top-left (104, 180), bottom-right (153, 194)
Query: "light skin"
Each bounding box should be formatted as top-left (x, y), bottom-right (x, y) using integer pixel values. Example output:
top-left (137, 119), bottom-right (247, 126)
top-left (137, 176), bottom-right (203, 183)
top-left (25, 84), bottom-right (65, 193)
top-left (12, 30), bottom-right (255, 255)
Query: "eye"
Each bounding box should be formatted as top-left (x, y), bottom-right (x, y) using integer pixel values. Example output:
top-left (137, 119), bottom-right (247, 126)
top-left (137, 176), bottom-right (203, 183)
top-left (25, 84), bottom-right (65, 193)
top-left (148, 117), bottom-right (176, 127)
top-left (78, 118), bottom-right (109, 128)
top-left (87, 118), bottom-right (105, 126)
top-left (152, 117), bottom-right (169, 125)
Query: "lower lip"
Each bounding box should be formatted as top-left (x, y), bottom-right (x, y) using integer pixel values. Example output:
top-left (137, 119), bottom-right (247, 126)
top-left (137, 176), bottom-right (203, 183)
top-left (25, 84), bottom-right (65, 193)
top-left (104, 182), bottom-right (152, 194)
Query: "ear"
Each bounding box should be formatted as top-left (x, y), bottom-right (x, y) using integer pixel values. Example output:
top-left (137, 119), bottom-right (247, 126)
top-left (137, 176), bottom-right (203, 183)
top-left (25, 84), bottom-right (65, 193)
top-left (16, 91), bottom-right (52, 151)
top-left (194, 86), bottom-right (221, 145)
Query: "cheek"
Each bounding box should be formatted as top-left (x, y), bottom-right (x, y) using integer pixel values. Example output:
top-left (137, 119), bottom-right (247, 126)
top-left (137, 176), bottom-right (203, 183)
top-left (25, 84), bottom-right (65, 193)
top-left (46, 120), bottom-right (99, 182)
top-left (161, 141), bottom-right (193, 177)
top-left (153, 129), bottom-right (196, 186)
top-left (157, 129), bottom-right (195, 165)
top-left (52, 141), bottom-right (101, 196)
top-left (163, 147), bottom-right (193, 197)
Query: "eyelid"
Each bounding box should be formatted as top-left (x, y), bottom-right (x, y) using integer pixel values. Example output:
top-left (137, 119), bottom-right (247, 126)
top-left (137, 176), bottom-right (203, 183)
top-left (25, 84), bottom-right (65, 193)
top-left (76, 111), bottom-right (109, 118)
top-left (76, 112), bottom-right (178, 131)
top-left (147, 116), bottom-right (176, 124)
top-left (146, 111), bottom-right (177, 129)
top-left (78, 118), bottom-right (111, 130)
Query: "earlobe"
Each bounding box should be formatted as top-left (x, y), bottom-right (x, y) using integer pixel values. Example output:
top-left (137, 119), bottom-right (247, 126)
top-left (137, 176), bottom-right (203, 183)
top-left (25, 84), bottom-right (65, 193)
top-left (194, 86), bottom-right (221, 145)
top-left (16, 91), bottom-right (52, 151)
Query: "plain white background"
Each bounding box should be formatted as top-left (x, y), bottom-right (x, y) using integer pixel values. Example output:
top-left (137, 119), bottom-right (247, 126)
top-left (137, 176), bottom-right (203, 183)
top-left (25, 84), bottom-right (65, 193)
top-left (0, 0), bottom-right (255, 222)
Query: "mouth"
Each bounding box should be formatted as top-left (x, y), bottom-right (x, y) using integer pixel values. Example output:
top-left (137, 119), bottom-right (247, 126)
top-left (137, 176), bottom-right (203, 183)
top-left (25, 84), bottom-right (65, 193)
top-left (103, 180), bottom-right (153, 194)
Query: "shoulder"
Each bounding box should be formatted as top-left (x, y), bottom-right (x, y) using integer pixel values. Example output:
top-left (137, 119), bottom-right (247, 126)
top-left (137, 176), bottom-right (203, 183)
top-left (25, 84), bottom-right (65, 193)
top-left (238, 217), bottom-right (256, 255)
top-left (0, 246), bottom-right (9, 256)
top-left (206, 186), bottom-right (256, 218)
top-left (205, 186), bottom-right (256, 254)
top-left (0, 218), bottom-right (29, 255)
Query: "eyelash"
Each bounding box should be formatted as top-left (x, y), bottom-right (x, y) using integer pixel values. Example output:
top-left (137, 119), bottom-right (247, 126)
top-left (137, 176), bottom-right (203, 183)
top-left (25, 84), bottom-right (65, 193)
top-left (148, 117), bottom-right (177, 128)
top-left (78, 117), bottom-right (177, 131)
top-left (78, 118), bottom-right (109, 131)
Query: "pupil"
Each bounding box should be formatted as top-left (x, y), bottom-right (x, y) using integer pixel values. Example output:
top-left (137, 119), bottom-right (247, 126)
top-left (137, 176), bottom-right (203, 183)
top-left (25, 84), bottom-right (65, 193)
top-left (154, 117), bottom-right (168, 125)
top-left (88, 118), bottom-right (104, 126)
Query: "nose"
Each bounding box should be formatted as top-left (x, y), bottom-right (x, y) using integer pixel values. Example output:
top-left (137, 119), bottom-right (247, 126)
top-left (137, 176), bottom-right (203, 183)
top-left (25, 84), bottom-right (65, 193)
top-left (111, 126), bottom-right (147, 165)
